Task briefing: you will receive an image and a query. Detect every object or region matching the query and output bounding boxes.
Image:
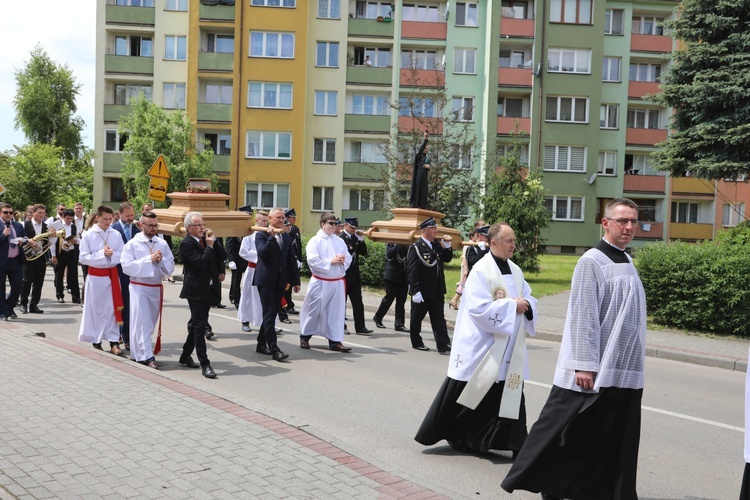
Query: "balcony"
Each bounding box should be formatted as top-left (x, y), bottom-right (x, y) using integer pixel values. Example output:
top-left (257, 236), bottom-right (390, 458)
top-left (103, 153), bottom-right (125, 173)
top-left (623, 174), bottom-right (666, 193)
top-left (343, 161), bottom-right (387, 181)
top-left (399, 68), bottom-right (444, 87)
top-left (211, 154), bottom-right (231, 174)
top-left (628, 81), bottom-right (660, 100)
top-left (198, 52), bottom-right (234, 72)
top-left (499, 18), bottom-right (535, 37)
top-left (104, 104), bottom-right (132, 123)
top-left (631, 34), bottom-right (673, 53)
top-left (401, 21), bottom-right (447, 40)
top-left (498, 67), bottom-right (533, 87)
top-left (497, 117), bottom-right (530, 135)
top-left (671, 177), bottom-right (715, 195)
top-left (397, 116), bottom-right (443, 134)
top-left (634, 221), bottom-right (663, 239)
top-left (348, 18), bottom-right (394, 38)
top-left (345, 114), bottom-right (391, 134)
top-left (346, 66), bottom-right (392, 86)
top-left (197, 103), bottom-right (232, 122)
top-left (105, 4), bottom-right (155, 25)
top-left (105, 54), bottom-right (154, 75)
top-left (626, 127), bottom-right (668, 146)
top-left (199, 2), bottom-right (235, 21)
top-left (670, 222), bottom-right (713, 241)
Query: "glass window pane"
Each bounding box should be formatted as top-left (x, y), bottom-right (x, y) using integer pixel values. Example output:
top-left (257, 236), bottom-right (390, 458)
top-left (326, 140), bottom-right (336, 162)
top-left (324, 187), bottom-right (333, 210)
top-left (574, 99), bottom-right (586, 122)
top-left (266, 33), bottom-right (279, 57)
top-left (279, 84), bottom-right (292, 108)
top-left (249, 83), bottom-right (262, 106)
top-left (329, 42), bottom-right (338, 66)
top-left (251, 33), bottom-right (263, 56)
top-left (327, 92), bottom-right (337, 114)
top-left (317, 42), bottom-right (326, 66)
top-left (279, 133), bottom-right (291, 158)
top-left (264, 86), bottom-right (277, 107)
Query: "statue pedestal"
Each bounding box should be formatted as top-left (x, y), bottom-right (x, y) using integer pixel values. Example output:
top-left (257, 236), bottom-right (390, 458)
top-left (152, 192), bottom-right (252, 237)
top-left (365, 208), bottom-right (463, 250)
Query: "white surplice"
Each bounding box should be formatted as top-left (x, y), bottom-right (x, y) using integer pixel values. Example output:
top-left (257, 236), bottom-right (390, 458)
top-left (300, 229), bottom-right (352, 342)
top-left (237, 232), bottom-right (263, 327)
top-left (121, 233), bottom-right (175, 361)
top-left (77, 225), bottom-right (124, 344)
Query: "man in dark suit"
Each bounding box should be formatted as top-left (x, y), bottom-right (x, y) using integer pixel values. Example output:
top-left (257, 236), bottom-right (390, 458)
top-left (406, 217), bottom-right (453, 354)
top-left (0, 202), bottom-right (28, 320)
top-left (373, 243), bottom-right (409, 332)
top-left (254, 207), bottom-right (301, 361)
top-left (178, 211), bottom-right (218, 378)
top-left (284, 208), bottom-right (302, 315)
top-left (19, 204), bottom-right (50, 314)
top-left (340, 217), bottom-right (373, 334)
top-left (51, 209), bottom-right (81, 305)
top-left (111, 201), bottom-right (139, 349)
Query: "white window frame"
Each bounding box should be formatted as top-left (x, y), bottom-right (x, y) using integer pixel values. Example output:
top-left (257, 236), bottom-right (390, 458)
top-left (312, 187), bottom-right (334, 212)
top-left (543, 145), bottom-right (587, 172)
top-left (547, 48), bottom-right (591, 74)
top-left (250, 31), bottom-right (295, 59)
top-left (165, 0), bottom-right (187, 11)
top-left (204, 82), bottom-right (233, 105)
top-left (117, 0), bottom-right (154, 6)
top-left (455, 2), bottom-right (478, 27)
top-left (113, 35), bottom-right (153, 57)
top-left (671, 201), bottom-right (698, 224)
top-left (245, 183), bottom-right (290, 210)
top-left (546, 96), bottom-right (589, 123)
top-left (246, 131), bottom-right (292, 160)
top-left (203, 132), bottom-right (232, 156)
top-left (316, 42), bottom-right (339, 67)
top-left (499, 49), bottom-right (526, 68)
top-left (598, 150), bottom-right (617, 176)
top-left (452, 96), bottom-right (474, 122)
top-left (633, 15), bottom-right (665, 36)
top-left (402, 4), bottom-right (439, 22)
top-left (629, 63), bottom-right (662, 82)
top-left (314, 91), bottom-right (337, 116)
top-left (105, 130), bottom-right (128, 153)
top-left (600, 104), bottom-right (619, 129)
top-left (205, 33), bottom-right (234, 54)
top-left (454, 48), bottom-right (477, 74)
top-left (349, 141), bottom-right (387, 163)
top-left (546, 195), bottom-right (584, 221)
top-left (247, 82), bottom-right (293, 109)
top-left (401, 49), bottom-right (438, 70)
top-left (550, 0), bottom-right (592, 25)
top-left (498, 143), bottom-right (530, 165)
top-left (164, 35), bottom-right (186, 61)
top-left (356, 1), bottom-right (392, 19)
top-left (317, 0), bottom-right (340, 18)
top-left (113, 83), bottom-right (152, 105)
top-left (498, 97), bottom-right (526, 118)
top-left (722, 203), bottom-right (745, 227)
top-left (627, 108), bottom-right (661, 129)
top-left (451, 144), bottom-right (473, 169)
top-left (251, 0), bottom-right (296, 7)
top-left (604, 8), bottom-right (624, 35)
top-left (348, 188), bottom-right (385, 211)
top-left (602, 57), bottom-right (621, 82)
top-left (352, 95), bottom-right (390, 115)
top-left (163, 82), bottom-right (186, 109)
top-left (313, 138), bottom-right (336, 163)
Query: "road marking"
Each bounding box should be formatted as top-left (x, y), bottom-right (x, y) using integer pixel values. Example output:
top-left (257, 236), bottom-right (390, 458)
top-left (525, 380), bottom-right (743, 433)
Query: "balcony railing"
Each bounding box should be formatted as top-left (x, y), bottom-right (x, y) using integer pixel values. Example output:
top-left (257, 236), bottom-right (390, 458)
top-left (197, 103), bottom-right (232, 122)
top-left (348, 18), bottom-right (394, 37)
top-left (634, 221), bottom-right (663, 239)
top-left (399, 68), bottom-right (444, 87)
top-left (397, 116), bottom-right (443, 134)
top-left (345, 114), bottom-right (391, 133)
top-left (628, 81), bottom-right (660, 100)
top-left (103, 153), bottom-right (125, 173)
top-left (401, 20), bottom-right (447, 40)
top-left (671, 177), bottom-right (715, 195)
top-left (343, 161), bottom-right (387, 181)
top-left (211, 154), bottom-right (231, 173)
top-left (497, 117), bottom-right (530, 135)
top-left (198, 52), bottom-right (234, 72)
top-left (105, 54), bottom-right (154, 75)
top-left (346, 66), bottom-right (392, 86)
top-left (104, 104), bottom-right (132, 123)
top-left (623, 173), bottom-right (666, 193)
top-left (625, 127), bottom-right (668, 146)
top-left (106, 4), bottom-right (155, 25)
top-left (670, 222), bottom-right (713, 240)
top-left (499, 18), bottom-right (535, 37)
top-left (199, 2), bottom-right (235, 21)
top-left (498, 67), bottom-right (533, 87)
top-left (631, 34), bottom-right (673, 53)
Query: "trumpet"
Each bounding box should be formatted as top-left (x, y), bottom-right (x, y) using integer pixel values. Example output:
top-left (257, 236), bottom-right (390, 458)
top-left (23, 229), bottom-right (66, 261)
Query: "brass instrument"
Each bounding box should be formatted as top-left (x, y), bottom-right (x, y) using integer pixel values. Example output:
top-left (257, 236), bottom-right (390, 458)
top-left (23, 229), bottom-right (66, 261)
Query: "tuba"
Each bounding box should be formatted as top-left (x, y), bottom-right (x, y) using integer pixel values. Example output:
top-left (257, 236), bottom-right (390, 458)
top-left (23, 229), bottom-right (66, 261)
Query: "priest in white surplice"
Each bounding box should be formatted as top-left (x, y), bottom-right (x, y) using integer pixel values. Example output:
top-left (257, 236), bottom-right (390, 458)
top-left (299, 212), bottom-right (353, 352)
top-left (78, 206), bottom-right (125, 355)
top-left (120, 211), bottom-right (174, 369)
top-left (415, 222), bottom-right (536, 456)
top-left (503, 198), bottom-right (647, 500)
top-left (237, 210), bottom-right (268, 333)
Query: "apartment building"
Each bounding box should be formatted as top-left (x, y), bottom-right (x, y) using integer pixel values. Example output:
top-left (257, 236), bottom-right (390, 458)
top-left (94, 0), bottom-right (749, 250)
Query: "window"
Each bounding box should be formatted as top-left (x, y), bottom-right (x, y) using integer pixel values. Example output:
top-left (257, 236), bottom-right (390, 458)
top-left (724, 174), bottom-right (748, 182)
top-left (204, 133), bottom-right (231, 155)
top-left (245, 183), bottom-right (290, 209)
top-left (498, 143), bottom-right (529, 164)
top-left (543, 145), bottom-right (587, 172)
top-left (316, 42), bottom-right (339, 67)
top-left (671, 201), bottom-right (698, 224)
top-left (722, 203), bottom-right (745, 227)
top-left (629, 63), bottom-right (662, 82)
top-left (250, 32), bottom-right (295, 59)
top-left (625, 153), bottom-right (662, 175)
top-left (251, 0), bottom-right (296, 6)
top-left (398, 97), bottom-right (436, 117)
top-left (600, 104), bottom-right (619, 129)
top-left (246, 131), bottom-right (292, 159)
top-left (545, 195), bottom-right (584, 221)
top-left (547, 48), bottom-right (590, 74)
top-left (498, 97), bottom-right (525, 118)
top-left (401, 50), bottom-right (438, 70)
top-left (113, 84), bottom-right (152, 105)
top-left (452, 96), bottom-right (474, 122)
top-left (248, 82), bottom-right (292, 109)
top-left (313, 139), bottom-right (336, 163)
top-left (634, 199), bottom-right (657, 221)
top-left (402, 4), bottom-right (439, 22)
top-left (353, 47), bottom-right (391, 67)
top-left (501, 1), bottom-right (528, 19)
top-left (312, 187), bottom-right (334, 211)
top-left (352, 95), bottom-right (389, 115)
top-left (116, 0), bottom-right (154, 5)
top-left (598, 151), bottom-right (617, 175)
top-left (318, 0), bottom-right (340, 18)
top-left (114, 35), bottom-right (153, 57)
top-left (206, 34), bottom-right (234, 53)
top-left (454, 48), bottom-right (477, 74)
top-left (633, 15), bottom-right (665, 36)
top-left (451, 145), bottom-right (473, 169)
top-left (546, 96), bottom-right (588, 123)
top-left (105, 130), bottom-right (128, 152)
top-left (355, 0), bottom-right (392, 19)
top-left (349, 189), bottom-right (385, 210)
top-left (314, 91), bottom-right (337, 115)
top-left (604, 9), bottom-right (624, 34)
top-left (163, 83), bottom-right (186, 109)
top-left (499, 50), bottom-right (526, 68)
top-left (456, 2), bottom-right (478, 27)
top-left (627, 108), bottom-right (661, 129)
top-left (550, 0), bottom-right (592, 24)
top-left (349, 141), bottom-right (386, 163)
top-left (110, 178), bottom-right (126, 203)
top-left (204, 83), bottom-right (233, 104)
top-left (166, 0), bottom-right (187, 11)
top-left (164, 35), bottom-right (186, 60)
top-left (602, 57), bottom-right (621, 82)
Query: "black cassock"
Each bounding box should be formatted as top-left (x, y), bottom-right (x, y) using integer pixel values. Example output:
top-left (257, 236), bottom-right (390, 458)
top-left (410, 137), bottom-right (429, 209)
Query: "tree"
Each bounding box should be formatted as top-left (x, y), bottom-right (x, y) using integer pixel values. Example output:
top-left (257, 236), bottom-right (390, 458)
top-left (13, 45), bottom-right (85, 161)
top-left (118, 96), bottom-right (217, 209)
top-left (653, 1), bottom-right (750, 179)
top-left (480, 129), bottom-right (550, 273)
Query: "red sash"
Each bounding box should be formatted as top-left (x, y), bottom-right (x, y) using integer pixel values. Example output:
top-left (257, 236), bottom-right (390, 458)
top-left (312, 275), bottom-right (347, 295)
top-left (131, 281), bottom-right (164, 355)
top-left (87, 266), bottom-right (125, 325)
top-left (246, 261), bottom-right (257, 268)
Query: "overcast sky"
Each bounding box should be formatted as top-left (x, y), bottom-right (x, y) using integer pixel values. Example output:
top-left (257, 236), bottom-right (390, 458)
top-left (0, 2), bottom-right (96, 152)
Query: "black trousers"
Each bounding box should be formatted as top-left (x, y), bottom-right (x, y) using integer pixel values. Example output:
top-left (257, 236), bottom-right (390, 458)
top-left (410, 296), bottom-right (451, 351)
top-left (374, 279), bottom-right (407, 328)
top-left (283, 286), bottom-right (295, 310)
top-left (183, 299), bottom-right (210, 367)
top-left (0, 256), bottom-right (23, 316)
top-left (54, 251), bottom-right (80, 301)
top-left (258, 286), bottom-right (283, 353)
top-left (346, 280), bottom-right (366, 331)
top-left (229, 265), bottom-right (245, 306)
top-left (20, 262), bottom-right (47, 307)
top-left (119, 272), bottom-right (130, 344)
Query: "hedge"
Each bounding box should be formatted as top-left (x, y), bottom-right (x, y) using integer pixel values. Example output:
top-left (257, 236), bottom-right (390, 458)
top-left (300, 234), bottom-right (389, 287)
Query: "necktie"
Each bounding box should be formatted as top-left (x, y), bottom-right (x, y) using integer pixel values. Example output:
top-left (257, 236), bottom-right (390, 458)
top-left (124, 224), bottom-right (131, 240)
top-left (276, 234), bottom-right (283, 247)
top-left (9, 224), bottom-right (16, 249)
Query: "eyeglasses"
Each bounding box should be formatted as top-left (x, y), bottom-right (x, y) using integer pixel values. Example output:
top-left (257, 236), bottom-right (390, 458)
top-left (606, 218), bottom-right (639, 227)
top-left (142, 223), bottom-right (159, 228)
top-left (325, 221), bottom-right (337, 226)
top-left (2, 211), bottom-right (13, 215)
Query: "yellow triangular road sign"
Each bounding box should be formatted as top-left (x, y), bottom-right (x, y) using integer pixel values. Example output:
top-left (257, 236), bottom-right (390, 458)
top-left (148, 155), bottom-right (170, 179)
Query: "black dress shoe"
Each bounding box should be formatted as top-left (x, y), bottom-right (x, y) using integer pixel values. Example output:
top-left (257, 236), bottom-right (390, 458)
top-left (19, 305), bottom-right (27, 314)
top-left (202, 365), bottom-right (217, 378)
top-left (8, 311), bottom-right (17, 319)
top-left (275, 327), bottom-right (283, 334)
top-left (438, 350), bottom-right (450, 355)
top-left (57, 298), bottom-right (64, 303)
top-left (280, 318), bottom-right (292, 324)
top-left (272, 350), bottom-right (289, 361)
top-left (395, 326), bottom-right (409, 332)
top-left (29, 306), bottom-right (44, 314)
top-left (413, 345), bottom-right (430, 351)
top-left (205, 330), bottom-right (215, 340)
top-left (287, 307), bottom-right (299, 315)
top-left (256, 344), bottom-right (272, 355)
top-left (213, 304), bottom-right (227, 309)
top-left (72, 299), bottom-right (81, 304)
top-left (356, 328), bottom-right (373, 336)
top-left (373, 317), bottom-right (386, 329)
top-left (329, 343), bottom-right (352, 353)
top-left (179, 356), bottom-right (200, 368)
